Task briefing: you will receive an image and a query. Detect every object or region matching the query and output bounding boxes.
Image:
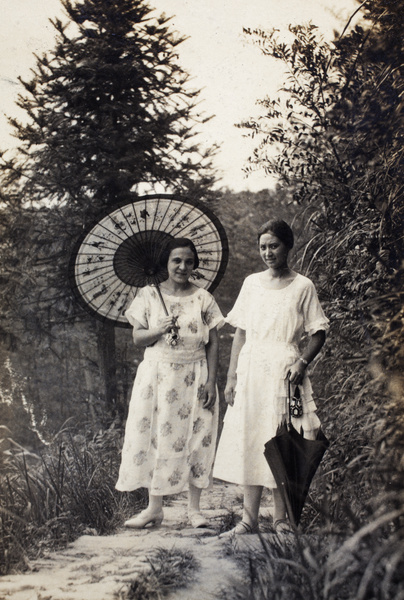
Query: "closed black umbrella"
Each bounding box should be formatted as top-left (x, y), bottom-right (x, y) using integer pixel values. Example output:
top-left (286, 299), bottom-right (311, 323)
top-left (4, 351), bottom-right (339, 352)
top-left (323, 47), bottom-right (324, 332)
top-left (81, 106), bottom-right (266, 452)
top-left (264, 381), bottom-right (330, 527)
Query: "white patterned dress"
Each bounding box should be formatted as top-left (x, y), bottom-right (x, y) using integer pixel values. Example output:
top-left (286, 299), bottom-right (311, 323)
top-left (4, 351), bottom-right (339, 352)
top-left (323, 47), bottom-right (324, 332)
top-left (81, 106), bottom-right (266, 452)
top-left (116, 284), bottom-right (224, 495)
top-left (213, 272), bottom-right (329, 489)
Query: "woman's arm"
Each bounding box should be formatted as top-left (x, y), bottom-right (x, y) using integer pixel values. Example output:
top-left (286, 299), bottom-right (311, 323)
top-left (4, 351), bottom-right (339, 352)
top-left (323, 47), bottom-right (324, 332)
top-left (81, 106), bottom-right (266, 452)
top-left (224, 327), bottom-right (246, 406)
top-left (132, 316), bottom-right (176, 347)
top-left (287, 329), bottom-right (326, 385)
top-left (203, 327), bottom-right (219, 409)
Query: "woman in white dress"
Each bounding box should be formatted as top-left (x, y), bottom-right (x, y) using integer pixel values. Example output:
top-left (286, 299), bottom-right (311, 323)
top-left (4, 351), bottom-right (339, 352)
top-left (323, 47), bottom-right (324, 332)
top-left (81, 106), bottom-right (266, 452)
top-left (116, 238), bottom-right (224, 529)
top-left (213, 219), bottom-right (329, 535)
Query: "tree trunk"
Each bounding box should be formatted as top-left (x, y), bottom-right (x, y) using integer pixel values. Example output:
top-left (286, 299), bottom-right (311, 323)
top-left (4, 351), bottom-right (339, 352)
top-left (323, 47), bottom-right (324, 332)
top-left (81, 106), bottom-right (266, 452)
top-left (97, 321), bottom-right (118, 416)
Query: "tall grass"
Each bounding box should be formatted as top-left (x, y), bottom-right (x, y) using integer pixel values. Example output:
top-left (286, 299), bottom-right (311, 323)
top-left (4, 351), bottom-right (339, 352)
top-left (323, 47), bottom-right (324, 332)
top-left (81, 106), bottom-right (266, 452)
top-left (222, 502), bottom-right (404, 600)
top-left (0, 420), bottom-right (145, 574)
top-left (219, 354), bottom-right (404, 600)
top-left (118, 547), bottom-right (199, 600)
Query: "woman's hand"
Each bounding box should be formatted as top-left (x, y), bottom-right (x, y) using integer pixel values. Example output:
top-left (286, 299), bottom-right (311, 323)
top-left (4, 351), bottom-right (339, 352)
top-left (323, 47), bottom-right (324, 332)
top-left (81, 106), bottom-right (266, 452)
top-left (224, 375), bottom-right (237, 406)
top-left (202, 381), bottom-right (216, 410)
top-left (287, 331), bottom-right (326, 384)
top-left (132, 316), bottom-right (178, 347)
top-left (287, 360), bottom-right (306, 385)
top-left (156, 316), bottom-right (177, 336)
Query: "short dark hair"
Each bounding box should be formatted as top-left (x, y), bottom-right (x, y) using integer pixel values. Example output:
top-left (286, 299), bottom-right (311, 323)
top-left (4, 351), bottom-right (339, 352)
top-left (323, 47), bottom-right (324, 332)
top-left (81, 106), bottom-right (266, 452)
top-left (160, 237), bottom-right (200, 269)
top-left (257, 219), bottom-right (294, 249)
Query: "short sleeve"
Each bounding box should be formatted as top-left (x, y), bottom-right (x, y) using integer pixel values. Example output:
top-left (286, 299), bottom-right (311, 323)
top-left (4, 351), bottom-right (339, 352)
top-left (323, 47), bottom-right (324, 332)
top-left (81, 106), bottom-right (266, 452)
top-left (202, 291), bottom-right (225, 330)
top-left (302, 280), bottom-right (329, 336)
top-left (125, 288), bottom-right (149, 328)
top-left (225, 277), bottom-right (250, 330)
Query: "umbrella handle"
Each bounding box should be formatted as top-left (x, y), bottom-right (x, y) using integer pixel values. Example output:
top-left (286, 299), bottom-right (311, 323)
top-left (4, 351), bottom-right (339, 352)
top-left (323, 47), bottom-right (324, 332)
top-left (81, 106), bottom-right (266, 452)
top-left (155, 283), bottom-right (179, 342)
top-left (155, 283), bottom-right (169, 316)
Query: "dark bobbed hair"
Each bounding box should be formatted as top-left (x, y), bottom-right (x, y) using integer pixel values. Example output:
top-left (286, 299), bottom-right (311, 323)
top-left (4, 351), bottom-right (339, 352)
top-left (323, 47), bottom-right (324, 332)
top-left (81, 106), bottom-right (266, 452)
top-left (257, 219), bottom-right (294, 249)
top-left (160, 237), bottom-right (199, 269)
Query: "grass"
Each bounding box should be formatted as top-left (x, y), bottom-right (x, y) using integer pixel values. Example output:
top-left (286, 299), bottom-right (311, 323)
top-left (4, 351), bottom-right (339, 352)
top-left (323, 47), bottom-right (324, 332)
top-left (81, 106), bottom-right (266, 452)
top-left (213, 348), bottom-right (404, 599)
top-left (1, 195), bottom-right (403, 597)
top-left (220, 504), bottom-right (404, 600)
top-left (216, 472), bottom-right (404, 600)
top-left (1, 387), bottom-right (403, 598)
top-left (0, 421), bottom-right (146, 574)
top-left (216, 509), bottom-right (240, 536)
top-left (117, 547), bottom-right (199, 600)
top-left (220, 533), bottom-right (324, 600)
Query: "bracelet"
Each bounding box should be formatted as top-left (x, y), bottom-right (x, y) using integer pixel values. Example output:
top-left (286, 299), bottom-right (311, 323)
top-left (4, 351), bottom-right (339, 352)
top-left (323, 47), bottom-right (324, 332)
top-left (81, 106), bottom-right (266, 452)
top-left (299, 357), bottom-right (308, 366)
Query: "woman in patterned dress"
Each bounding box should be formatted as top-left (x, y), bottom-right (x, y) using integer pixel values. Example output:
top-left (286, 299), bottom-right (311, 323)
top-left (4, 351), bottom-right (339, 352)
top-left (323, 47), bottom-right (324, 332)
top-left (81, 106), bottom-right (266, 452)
top-left (213, 219), bottom-right (329, 535)
top-left (116, 238), bottom-right (224, 529)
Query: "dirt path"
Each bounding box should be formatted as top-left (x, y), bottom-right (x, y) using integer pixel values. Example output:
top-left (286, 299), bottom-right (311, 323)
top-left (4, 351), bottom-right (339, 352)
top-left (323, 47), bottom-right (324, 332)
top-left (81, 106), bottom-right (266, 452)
top-left (0, 482), bottom-right (274, 600)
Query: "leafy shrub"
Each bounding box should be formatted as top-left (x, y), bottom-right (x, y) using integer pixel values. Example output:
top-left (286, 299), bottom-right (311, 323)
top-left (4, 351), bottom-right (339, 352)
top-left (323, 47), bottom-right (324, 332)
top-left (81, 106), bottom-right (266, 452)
top-left (220, 3), bottom-right (404, 597)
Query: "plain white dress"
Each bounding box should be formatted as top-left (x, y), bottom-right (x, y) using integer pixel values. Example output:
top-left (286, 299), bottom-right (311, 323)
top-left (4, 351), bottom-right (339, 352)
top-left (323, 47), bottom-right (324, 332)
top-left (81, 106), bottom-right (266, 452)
top-left (213, 272), bottom-right (329, 489)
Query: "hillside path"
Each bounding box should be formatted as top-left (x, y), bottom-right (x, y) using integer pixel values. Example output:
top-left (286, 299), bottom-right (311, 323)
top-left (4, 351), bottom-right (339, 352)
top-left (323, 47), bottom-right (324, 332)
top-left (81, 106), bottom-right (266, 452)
top-left (0, 482), bottom-right (275, 600)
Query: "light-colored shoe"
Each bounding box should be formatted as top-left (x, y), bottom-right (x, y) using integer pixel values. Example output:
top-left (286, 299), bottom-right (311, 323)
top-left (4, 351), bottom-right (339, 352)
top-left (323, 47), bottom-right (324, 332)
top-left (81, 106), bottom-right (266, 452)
top-left (219, 520), bottom-right (258, 538)
top-left (124, 509), bottom-right (164, 529)
top-left (188, 511), bottom-right (209, 528)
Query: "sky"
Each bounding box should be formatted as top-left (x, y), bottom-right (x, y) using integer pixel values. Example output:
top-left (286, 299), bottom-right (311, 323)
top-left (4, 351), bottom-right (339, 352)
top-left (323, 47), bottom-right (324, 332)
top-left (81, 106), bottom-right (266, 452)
top-left (0, 0), bottom-right (359, 192)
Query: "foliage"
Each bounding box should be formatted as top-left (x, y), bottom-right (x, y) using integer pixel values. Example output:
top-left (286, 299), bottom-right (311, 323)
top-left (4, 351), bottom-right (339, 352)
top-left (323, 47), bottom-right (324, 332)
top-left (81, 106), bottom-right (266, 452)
top-left (222, 508), bottom-right (404, 600)
top-left (239, 0), bottom-right (404, 518)
top-left (1, 0), bottom-right (217, 207)
top-left (119, 547), bottom-right (199, 600)
top-left (0, 186), bottom-right (295, 445)
top-left (240, 1), bottom-right (404, 370)
top-left (0, 421), bottom-right (145, 574)
top-left (0, 0), bottom-right (219, 427)
top-left (222, 3), bottom-right (404, 597)
top-left (1, 2), bottom-right (404, 596)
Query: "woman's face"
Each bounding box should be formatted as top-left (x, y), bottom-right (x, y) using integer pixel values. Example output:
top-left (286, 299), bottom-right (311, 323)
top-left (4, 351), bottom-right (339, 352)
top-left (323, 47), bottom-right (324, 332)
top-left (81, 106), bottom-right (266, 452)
top-left (259, 233), bottom-right (290, 270)
top-left (167, 246), bottom-right (195, 284)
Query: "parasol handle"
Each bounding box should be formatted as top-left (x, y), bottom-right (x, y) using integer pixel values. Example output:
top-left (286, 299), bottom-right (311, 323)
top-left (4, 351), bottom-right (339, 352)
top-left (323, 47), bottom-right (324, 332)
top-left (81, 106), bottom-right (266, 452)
top-left (155, 283), bottom-right (169, 316)
top-left (155, 283), bottom-right (179, 341)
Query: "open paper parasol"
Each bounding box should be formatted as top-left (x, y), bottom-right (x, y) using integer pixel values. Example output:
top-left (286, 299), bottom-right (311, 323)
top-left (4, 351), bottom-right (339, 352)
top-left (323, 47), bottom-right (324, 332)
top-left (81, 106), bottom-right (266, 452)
top-left (70, 194), bottom-right (228, 327)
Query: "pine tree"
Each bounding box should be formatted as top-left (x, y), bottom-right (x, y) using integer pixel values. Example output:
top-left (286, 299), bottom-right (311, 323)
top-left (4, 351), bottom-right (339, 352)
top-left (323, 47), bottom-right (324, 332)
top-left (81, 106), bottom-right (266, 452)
top-left (1, 0), bottom-right (217, 211)
top-left (0, 0), bottom-right (219, 433)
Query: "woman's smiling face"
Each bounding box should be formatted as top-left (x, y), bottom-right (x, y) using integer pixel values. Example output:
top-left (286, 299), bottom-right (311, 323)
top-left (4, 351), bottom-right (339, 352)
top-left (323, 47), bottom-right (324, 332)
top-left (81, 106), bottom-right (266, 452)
top-left (167, 246), bottom-right (195, 284)
top-left (259, 233), bottom-right (290, 270)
